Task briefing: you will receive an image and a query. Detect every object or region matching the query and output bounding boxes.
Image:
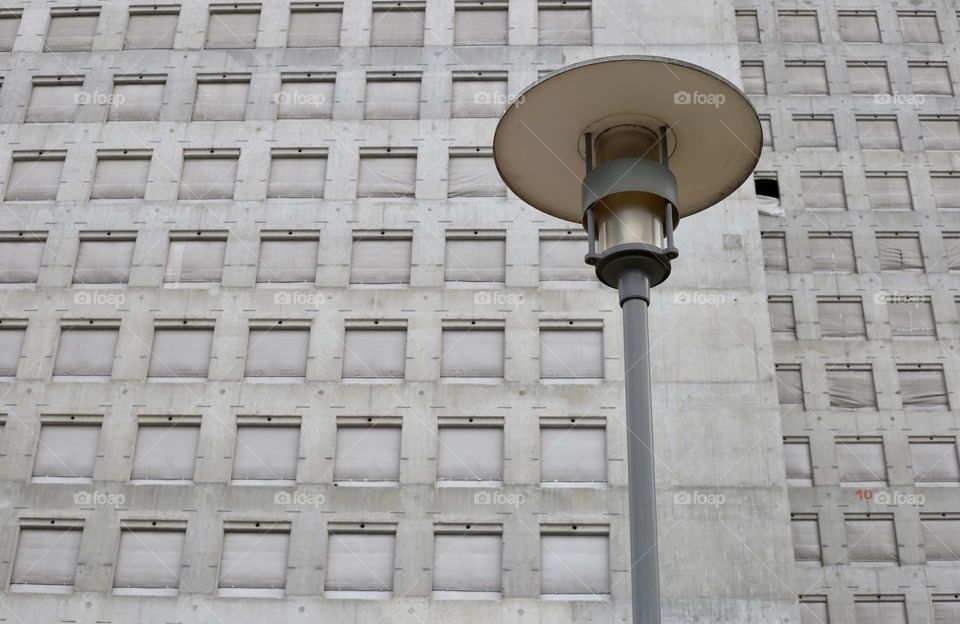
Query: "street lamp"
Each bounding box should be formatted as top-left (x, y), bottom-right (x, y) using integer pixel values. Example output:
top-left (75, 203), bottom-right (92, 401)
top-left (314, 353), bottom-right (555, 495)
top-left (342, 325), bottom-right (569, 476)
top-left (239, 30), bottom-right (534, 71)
top-left (492, 56), bottom-right (762, 623)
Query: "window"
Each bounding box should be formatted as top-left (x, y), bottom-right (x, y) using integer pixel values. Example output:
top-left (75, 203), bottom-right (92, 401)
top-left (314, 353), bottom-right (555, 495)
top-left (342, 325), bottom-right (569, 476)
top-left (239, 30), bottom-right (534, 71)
top-left (799, 597), bottom-right (829, 624)
top-left (931, 172), bottom-right (960, 210)
top-left (178, 150), bottom-right (239, 200)
top-left (538, 1), bottom-right (592, 46)
top-left (933, 597), bottom-right (960, 623)
top-left (857, 115), bottom-right (902, 150)
top-left (33, 419), bottom-right (101, 481)
top-left (0, 233), bottom-right (46, 284)
top-left (370, 1), bottom-right (425, 46)
top-left (287, 2), bottom-right (341, 47)
top-left (540, 323), bottom-right (603, 379)
top-left (324, 527), bottom-right (396, 596)
top-left (877, 233), bottom-right (923, 270)
top-left (451, 72), bottom-right (508, 118)
top-left (847, 61), bottom-right (890, 94)
top-left (131, 419), bottom-right (200, 482)
top-left (785, 61), bottom-right (828, 95)
top-left (205, 3), bottom-right (260, 49)
top-left (540, 231), bottom-right (593, 281)
top-left (784, 438), bottom-right (813, 487)
top-left (735, 10), bottom-right (759, 42)
top-left (540, 527), bottom-right (609, 597)
top-left (899, 10), bottom-right (940, 43)
top-left (837, 437), bottom-right (887, 486)
top-left (124, 5), bottom-right (179, 49)
top-left (909, 61), bottom-right (954, 95)
top-left (218, 524), bottom-right (290, 597)
top-left (45, 7), bottom-right (99, 51)
top-left (147, 324), bottom-right (215, 379)
top-left (441, 322), bottom-right (504, 379)
top-left (899, 364), bottom-right (949, 409)
top-left (827, 364), bottom-right (876, 409)
top-left (838, 10), bottom-right (880, 42)
top-left (109, 75), bottom-right (166, 122)
top-left (276, 73), bottom-right (335, 119)
top-left (448, 149), bottom-right (505, 197)
top-left (26, 76), bottom-right (84, 123)
top-left (444, 231), bottom-right (505, 283)
top-left (433, 527), bottom-right (502, 597)
top-left (0, 9), bottom-right (21, 51)
top-left (5, 151), bottom-right (66, 201)
top-left (164, 232), bottom-right (227, 284)
top-left (775, 364), bottom-right (804, 406)
top-left (267, 149), bottom-right (327, 198)
top-left (761, 232), bottom-right (788, 271)
top-left (888, 297), bottom-right (935, 338)
top-left (779, 10), bottom-right (820, 42)
top-left (800, 172), bottom-right (845, 209)
top-left (341, 324), bottom-right (407, 379)
top-left (357, 149), bottom-right (417, 198)
top-left (794, 115), bottom-right (836, 149)
top-left (333, 420), bottom-right (401, 483)
top-left (541, 419), bottom-right (606, 483)
top-left (791, 514), bottom-right (822, 564)
top-left (244, 322), bottom-right (310, 379)
top-left (436, 420), bottom-right (503, 483)
top-left (364, 72), bottom-right (421, 120)
top-left (455, 1), bottom-right (508, 45)
top-left (854, 596), bottom-right (906, 623)
top-left (741, 61), bottom-right (766, 95)
top-left (256, 232), bottom-right (319, 284)
top-left (947, 233), bottom-right (960, 270)
top-left (91, 150), bottom-right (152, 199)
top-left (817, 297), bottom-right (865, 338)
top-left (0, 321), bottom-right (26, 377)
top-left (193, 74), bottom-right (250, 121)
top-left (910, 437), bottom-right (960, 484)
top-left (113, 523), bottom-right (186, 595)
top-left (845, 515), bottom-right (898, 563)
top-left (809, 232), bottom-right (856, 272)
top-left (759, 116), bottom-right (773, 149)
top-left (865, 172), bottom-right (911, 209)
top-left (920, 116), bottom-right (960, 150)
top-left (768, 296), bottom-right (796, 337)
top-left (10, 521), bottom-right (83, 592)
top-left (53, 323), bottom-right (118, 378)
top-left (922, 514), bottom-right (960, 562)
top-left (232, 420), bottom-right (300, 483)
top-left (73, 232), bottom-right (136, 284)
top-left (350, 232), bottom-right (412, 285)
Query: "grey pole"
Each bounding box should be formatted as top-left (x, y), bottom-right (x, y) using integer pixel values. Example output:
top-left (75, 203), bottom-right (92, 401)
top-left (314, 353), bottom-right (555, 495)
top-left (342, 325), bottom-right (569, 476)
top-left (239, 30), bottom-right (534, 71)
top-left (618, 267), bottom-right (661, 624)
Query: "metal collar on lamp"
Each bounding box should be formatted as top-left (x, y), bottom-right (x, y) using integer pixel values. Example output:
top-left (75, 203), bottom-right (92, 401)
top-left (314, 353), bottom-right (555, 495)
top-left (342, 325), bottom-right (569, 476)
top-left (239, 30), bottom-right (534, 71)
top-left (493, 55), bottom-right (763, 289)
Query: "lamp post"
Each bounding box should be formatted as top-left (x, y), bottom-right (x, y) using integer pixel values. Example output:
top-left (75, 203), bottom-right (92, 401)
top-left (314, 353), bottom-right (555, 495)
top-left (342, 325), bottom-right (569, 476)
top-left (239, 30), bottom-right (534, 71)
top-left (492, 56), bottom-right (762, 623)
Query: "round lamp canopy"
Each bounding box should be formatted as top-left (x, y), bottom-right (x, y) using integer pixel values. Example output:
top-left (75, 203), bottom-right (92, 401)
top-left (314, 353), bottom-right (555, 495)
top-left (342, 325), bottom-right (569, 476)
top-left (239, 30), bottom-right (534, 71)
top-left (493, 55), bottom-right (763, 224)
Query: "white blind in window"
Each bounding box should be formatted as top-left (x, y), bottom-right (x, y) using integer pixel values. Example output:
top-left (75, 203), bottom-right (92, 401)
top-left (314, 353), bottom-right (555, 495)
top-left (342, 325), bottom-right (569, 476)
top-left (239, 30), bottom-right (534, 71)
top-left (451, 79), bottom-right (507, 117)
top-left (455, 8), bottom-right (507, 45)
top-left (540, 237), bottom-right (593, 281)
top-left (932, 175), bottom-right (960, 209)
top-left (148, 329), bottom-right (213, 378)
top-left (761, 235), bottom-right (788, 270)
top-left (277, 79), bottom-right (334, 119)
top-left (785, 64), bottom-right (828, 94)
top-left (26, 85), bottom-right (81, 123)
top-left (91, 158), bottom-right (150, 199)
top-left (865, 175), bottom-right (911, 209)
top-left (541, 535), bottom-right (609, 594)
top-left (858, 118), bottom-right (901, 149)
top-left (232, 426), bottom-right (300, 481)
top-left (364, 80), bottom-right (420, 120)
top-left (256, 239), bottom-right (318, 283)
top-left (350, 239), bottom-right (412, 284)
top-left (54, 328), bottom-right (117, 376)
top-left (795, 118), bottom-right (835, 148)
top-left (921, 119), bottom-right (960, 150)
top-left (325, 533), bottom-right (395, 591)
top-left (799, 601), bottom-right (829, 624)
top-left (839, 12), bottom-right (880, 41)
top-left (934, 602), bottom-right (960, 624)
top-left (0, 240), bottom-right (44, 282)
top-left (889, 300), bottom-right (935, 337)
top-left (0, 328), bottom-right (25, 376)
top-left (6, 158), bottom-right (64, 201)
top-left (809, 236), bottom-right (856, 272)
top-left (800, 174), bottom-right (845, 208)
top-left (741, 63), bottom-right (766, 95)
top-left (855, 600), bottom-right (906, 624)
top-left (437, 427), bottom-right (503, 481)
top-left (164, 240), bottom-right (226, 283)
top-left (124, 12), bottom-right (178, 49)
top-left (108, 82), bottom-right (164, 121)
top-left (267, 156), bottom-right (326, 198)
top-left (922, 518), bottom-right (960, 561)
top-left (219, 532), bottom-right (289, 588)
top-left (540, 329), bottom-right (603, 379)
top-left (538, 8), bottom-right (591, 45)
top-left (244, 329), bottom-right (309, 378)
top-left (445, 238), bottom-right (505, 282)
top-left (357, 156), bottom-right (416, 198)
top-left (837, 441), bottom-right (886, 485)
top-left (114, 530), bottom-right (184, 589)
top-left (846, 518), bottom-right (898, 562)
top-left (768, 299), bottom-right (796, 335)
top-left (909, 63), bottom-right (953, 95)
top-left (911, 441), bottom-right (960, 484)
top-left (0, 15), bottom-right (20, 51)
top-left (779, 12), bottom-right (820, 42)
top-left (900, 13), bottom-right (940, 43)
top-left (827, 368), bottom-right (876, 408)
top-left (848, 63), bottom-right (889, 94)
top-left (179, 157), bottom-right (238, 200)
top-left (441, 329), bottom-right (504, 378)
top-left (541, 428), bottom-right (606, 482)
top-left (877, 236), bottom-right (924, 270)
top-left (131, 425), bottom-right (199, 481)
top-left (448, 156), bottom-right (505, 197)
top-left (12, 528), bottom-right (82, 586)
top-left (287, 8), bottom-right (341, 47)
top-left (74, 240), bottom-right (135, 284)
top-left (205, 10), bottom-right (260, 48)
top-left (334, 426), bottom-right (401, 481)
top-left (899, 368), bottom-right (949, 408)
top-left (948, 236), bottom-right (960, 269)
top-left (370, 8), bottom-right (424, 46)
top-left (818, 300), bottom-right (865, 337)
top-left (33, 424), bottom-right (100, 479)
top-left (45, 14), bottom-right (98, 51)
top-left (784, 441), bottom-right (813, 486)
top-left (776, 367), bottom-right (803, 405)
top-left (433, 534), bottom-right (501, 592)
top-left (791, 518), bottom-right (821, 562)
top-left (735, 12), bottom-right (759, 42)
top-left (193, 81), bottom-right (249, 121)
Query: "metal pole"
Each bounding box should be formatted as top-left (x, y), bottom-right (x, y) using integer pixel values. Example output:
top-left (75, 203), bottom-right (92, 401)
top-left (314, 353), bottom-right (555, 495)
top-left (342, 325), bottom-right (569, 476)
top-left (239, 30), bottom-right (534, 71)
top-left (618, 267), bottom-right (661, 624)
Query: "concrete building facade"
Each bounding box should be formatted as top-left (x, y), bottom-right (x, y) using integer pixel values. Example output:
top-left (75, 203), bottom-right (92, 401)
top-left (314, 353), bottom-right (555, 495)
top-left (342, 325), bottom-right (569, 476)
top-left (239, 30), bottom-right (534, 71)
top-left (0, 1), bottom-right (953, 623)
